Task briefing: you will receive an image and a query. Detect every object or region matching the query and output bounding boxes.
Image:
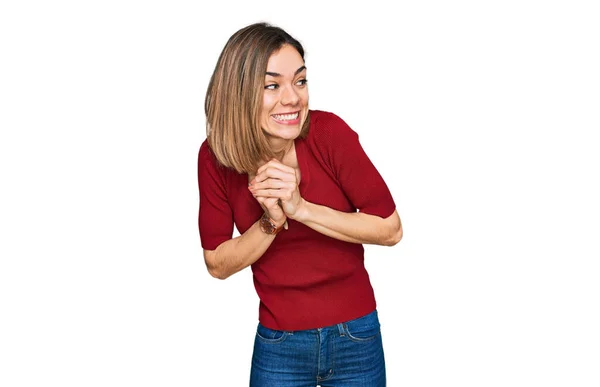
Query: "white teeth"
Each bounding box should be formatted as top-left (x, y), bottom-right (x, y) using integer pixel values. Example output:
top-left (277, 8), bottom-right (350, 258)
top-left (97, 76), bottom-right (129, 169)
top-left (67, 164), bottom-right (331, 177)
top-left (272, 112), bottom-right (299, 121)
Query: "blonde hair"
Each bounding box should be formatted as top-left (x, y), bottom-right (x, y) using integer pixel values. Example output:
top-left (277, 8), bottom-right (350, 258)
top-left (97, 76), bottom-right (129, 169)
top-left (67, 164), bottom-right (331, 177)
top-left (205, 23), bottom-right (310, 174)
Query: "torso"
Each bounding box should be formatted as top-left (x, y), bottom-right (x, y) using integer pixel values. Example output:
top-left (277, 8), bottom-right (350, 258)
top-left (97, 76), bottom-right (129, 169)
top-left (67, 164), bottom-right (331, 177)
top-left (199, 110), bottom-right (392, 330)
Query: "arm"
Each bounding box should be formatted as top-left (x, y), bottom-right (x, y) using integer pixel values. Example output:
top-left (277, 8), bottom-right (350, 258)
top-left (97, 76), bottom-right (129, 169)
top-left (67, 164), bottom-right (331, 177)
top-left (249, 160), bottom-right (402, 246)
top-left (198, 142), bottom-right (286, 280)
top-left (296, 112), bottom-right (402, 246)
top-left (293, 201), bottom-right (402, 246)
top-left (204, 213), bottom-right (285, 279)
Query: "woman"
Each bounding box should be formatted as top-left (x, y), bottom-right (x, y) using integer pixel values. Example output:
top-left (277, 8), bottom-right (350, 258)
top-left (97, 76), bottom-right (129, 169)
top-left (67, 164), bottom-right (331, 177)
top-left (198, 22), bottom-right (402, 386)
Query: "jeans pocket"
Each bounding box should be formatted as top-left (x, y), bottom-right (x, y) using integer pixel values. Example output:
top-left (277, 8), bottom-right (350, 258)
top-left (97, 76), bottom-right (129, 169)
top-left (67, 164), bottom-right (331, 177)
top-left (256, 323), bottom-right (289, 344)
top-left (342, 310), bottom-right (381, 342)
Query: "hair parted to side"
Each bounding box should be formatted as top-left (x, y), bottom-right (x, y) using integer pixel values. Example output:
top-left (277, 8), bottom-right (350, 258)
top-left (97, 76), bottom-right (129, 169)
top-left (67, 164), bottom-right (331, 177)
top-left (205, 22), bottom-right (310, 174)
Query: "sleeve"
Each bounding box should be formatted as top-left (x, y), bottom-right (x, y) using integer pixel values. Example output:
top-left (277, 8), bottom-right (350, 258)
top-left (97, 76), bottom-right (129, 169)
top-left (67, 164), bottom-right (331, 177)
top-left (316, 112), bottom-right (396, 218)
top-left (197, 141), bottom-right (234, 250)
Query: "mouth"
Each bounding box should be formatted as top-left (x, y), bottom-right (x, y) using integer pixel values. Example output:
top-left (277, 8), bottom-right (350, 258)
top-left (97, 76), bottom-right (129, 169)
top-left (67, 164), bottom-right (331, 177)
top-left (271, 111), bottom-right (300, 125)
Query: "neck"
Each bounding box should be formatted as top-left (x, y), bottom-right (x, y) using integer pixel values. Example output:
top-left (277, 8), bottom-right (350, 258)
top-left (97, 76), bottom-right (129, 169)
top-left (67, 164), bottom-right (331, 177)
top-left (267, 137), bottom-right (294, 160)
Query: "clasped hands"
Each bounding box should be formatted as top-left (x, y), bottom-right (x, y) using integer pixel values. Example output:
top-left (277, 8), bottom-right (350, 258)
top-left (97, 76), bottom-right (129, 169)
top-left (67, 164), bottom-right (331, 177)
top-left (248, 158), bottom-right (305, 227)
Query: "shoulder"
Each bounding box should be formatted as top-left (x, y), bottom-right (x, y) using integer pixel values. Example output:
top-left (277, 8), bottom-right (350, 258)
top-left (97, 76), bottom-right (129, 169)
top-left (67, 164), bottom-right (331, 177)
top-left (309, 109), bottom-right (355, 133)
top-left (198, 139), bottom-right (230, 180)
top-left (198, 140), bottom-right (216, 169)
top-left (304, 110), bottom-right (361, 168)
top-left (199, 139), bottom-right (213, 160)
top-left (308, 110), bottom-right (358, 143)
top-left (199, 139), bottom-right (225, 168)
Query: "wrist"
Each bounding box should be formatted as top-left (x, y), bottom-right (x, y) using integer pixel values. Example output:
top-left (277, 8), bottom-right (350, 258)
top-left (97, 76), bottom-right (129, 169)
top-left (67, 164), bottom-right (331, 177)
top-left (272, 216), bottom-right (287, 229)
top-left (289, 198), bottom-right (310, 223)
top-left (259, 213), bottom-right (286, 235)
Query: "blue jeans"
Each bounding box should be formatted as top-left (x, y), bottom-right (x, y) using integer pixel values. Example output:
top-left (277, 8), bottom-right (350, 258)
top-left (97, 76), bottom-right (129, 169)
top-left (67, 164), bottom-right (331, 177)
top-left (250, 310), bottom-right (386, 386)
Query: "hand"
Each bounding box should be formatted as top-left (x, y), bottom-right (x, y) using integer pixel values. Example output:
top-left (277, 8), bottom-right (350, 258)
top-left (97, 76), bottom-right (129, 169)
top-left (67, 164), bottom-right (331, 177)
top-left (248, 168), bottom-right (286, 227)
top-left (249, 186), bottom-right (287, 227)
top-left (249, 159), bottom-right (305, 220)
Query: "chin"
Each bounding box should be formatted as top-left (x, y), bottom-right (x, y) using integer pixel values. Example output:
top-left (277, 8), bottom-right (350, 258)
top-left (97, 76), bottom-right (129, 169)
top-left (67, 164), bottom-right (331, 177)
top-left (277, 128), bottom-right (302, 140)
top-left (264, 124), bottom-right (301, 139)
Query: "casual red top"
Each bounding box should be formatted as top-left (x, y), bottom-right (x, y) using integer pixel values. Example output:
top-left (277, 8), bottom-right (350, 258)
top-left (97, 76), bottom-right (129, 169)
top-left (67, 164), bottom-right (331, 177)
top-left (198, 110), bottom-right (396, 330)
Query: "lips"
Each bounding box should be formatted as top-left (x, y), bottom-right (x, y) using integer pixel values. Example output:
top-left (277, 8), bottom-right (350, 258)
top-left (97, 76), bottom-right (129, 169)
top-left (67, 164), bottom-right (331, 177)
top-left (271, 111), bottom-right (300, 123)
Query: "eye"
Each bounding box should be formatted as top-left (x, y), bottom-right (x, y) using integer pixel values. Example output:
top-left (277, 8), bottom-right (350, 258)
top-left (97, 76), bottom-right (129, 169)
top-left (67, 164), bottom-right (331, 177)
top-left (265, 84), bottom-right (279, 90)
top-left (296, 79), bottom-right (308, 86)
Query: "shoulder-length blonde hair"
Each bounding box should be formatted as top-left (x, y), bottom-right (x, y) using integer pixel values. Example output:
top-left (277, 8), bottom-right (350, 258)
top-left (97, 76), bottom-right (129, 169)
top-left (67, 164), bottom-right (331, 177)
top-left (205, 22), bottom-right (310, 174)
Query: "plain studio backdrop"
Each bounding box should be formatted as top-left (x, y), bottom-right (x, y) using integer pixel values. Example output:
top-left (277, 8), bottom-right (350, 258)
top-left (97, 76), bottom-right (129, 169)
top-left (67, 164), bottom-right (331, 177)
top-left (1, 1), bottom-right (598, 386)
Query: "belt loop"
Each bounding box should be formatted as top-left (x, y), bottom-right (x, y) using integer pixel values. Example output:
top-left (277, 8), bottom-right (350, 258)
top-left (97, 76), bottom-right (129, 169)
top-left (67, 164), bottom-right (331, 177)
top-left (337, 323), bottom-right (345, 336)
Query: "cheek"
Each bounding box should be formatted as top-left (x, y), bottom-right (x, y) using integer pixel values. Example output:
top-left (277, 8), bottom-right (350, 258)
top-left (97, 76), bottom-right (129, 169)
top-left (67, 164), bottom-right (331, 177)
top-left (261, 95), bottom-right (277, 122)
top-left (263, 93), bottom-right (277, 111)
top-left (300, 89), bottom-right (309, 105)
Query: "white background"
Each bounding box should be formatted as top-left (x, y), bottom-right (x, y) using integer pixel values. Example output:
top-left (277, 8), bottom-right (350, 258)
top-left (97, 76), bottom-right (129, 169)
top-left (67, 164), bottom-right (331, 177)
top-left (1, 0), bottom-right (599, 386)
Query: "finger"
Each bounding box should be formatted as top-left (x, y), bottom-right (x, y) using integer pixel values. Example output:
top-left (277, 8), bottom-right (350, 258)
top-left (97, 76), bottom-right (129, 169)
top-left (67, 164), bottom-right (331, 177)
top-left (251, 189), bottom-right (287, 198)
top-left (253, 167), bottom-right (294, 184)
top-left (252, 168), bottom-right (295, 185)
top-left (257, 159), bottom-right (295, 176)
top-left (250, 178), bottom-right (290, 191)
top-left (255, 196), bottom-right (280, 213)
top-left (263, 197), bottom-right (279, 206)
top-left (262, 198), bottom-right (285, 216)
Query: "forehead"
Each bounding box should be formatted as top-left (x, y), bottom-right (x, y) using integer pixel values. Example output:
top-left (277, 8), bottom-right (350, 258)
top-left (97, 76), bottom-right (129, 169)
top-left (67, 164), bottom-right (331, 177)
top-left (266, 44), bottom-right (305, 73)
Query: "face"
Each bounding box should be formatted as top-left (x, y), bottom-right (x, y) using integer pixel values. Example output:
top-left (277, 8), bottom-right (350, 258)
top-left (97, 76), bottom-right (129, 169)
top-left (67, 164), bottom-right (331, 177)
top-left (260, 44), bottom-right (309, 145)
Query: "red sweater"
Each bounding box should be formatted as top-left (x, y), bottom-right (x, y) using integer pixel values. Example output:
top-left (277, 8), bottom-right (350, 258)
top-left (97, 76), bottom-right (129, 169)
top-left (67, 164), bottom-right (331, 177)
top-left (198, 110), bottom-right (396, 330)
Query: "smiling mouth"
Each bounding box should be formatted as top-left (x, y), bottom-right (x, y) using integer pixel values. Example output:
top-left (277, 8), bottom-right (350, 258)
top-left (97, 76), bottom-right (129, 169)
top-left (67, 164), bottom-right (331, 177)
top-left (271, 112), bottom-right (299, 121)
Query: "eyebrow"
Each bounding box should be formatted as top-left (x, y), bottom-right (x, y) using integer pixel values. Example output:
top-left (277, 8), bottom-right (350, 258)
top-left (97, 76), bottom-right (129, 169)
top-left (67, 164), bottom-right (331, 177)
top-left (265, 65), bottom-right (307, 77)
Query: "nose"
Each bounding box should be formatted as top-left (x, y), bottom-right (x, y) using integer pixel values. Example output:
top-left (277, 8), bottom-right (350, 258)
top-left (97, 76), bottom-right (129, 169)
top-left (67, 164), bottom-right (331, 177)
top-left (280, 85), bottom-right (299, 106)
